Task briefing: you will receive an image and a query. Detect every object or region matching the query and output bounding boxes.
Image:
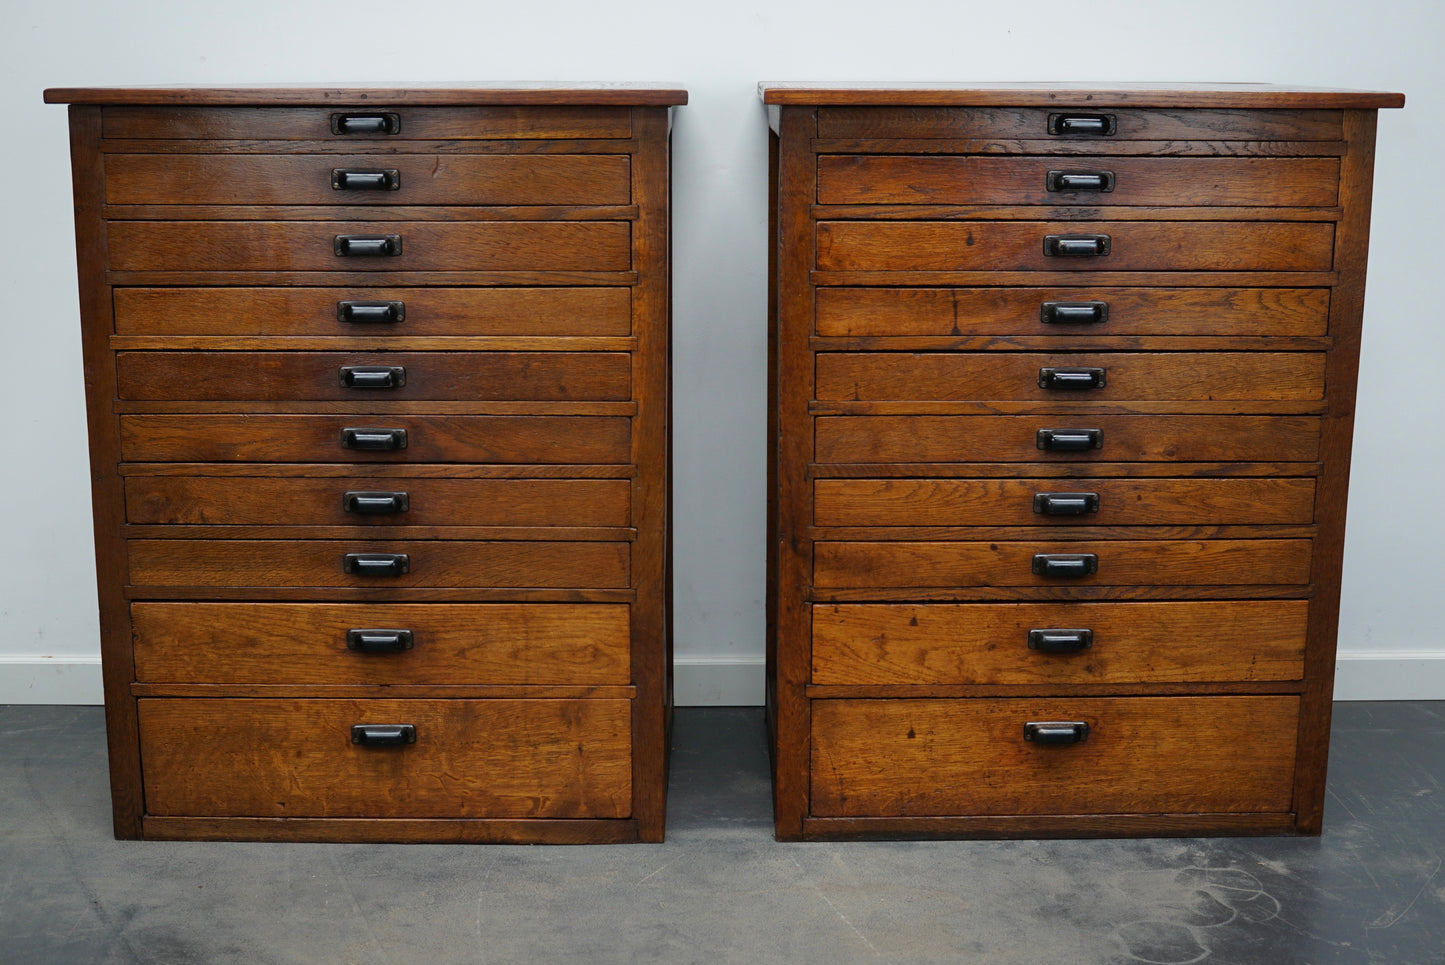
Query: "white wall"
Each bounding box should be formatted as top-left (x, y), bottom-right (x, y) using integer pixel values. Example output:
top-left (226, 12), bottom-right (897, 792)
top-left (2, 0), bottom-right (1441, 704)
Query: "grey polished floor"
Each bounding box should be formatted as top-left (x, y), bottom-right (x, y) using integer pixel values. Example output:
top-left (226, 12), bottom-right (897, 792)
top-left (1, 702), bottom-right (1440, 964)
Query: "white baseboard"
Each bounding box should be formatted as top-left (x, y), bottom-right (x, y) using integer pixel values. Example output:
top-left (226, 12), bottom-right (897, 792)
top-left (0, 656), bottom-right (103, 704)
top-left (1, 653), bottom-right (1439, 706)
top-left (1334, 651), bottom-right (1445, 700)
top-left (674, 656), bottom-right (766, 706)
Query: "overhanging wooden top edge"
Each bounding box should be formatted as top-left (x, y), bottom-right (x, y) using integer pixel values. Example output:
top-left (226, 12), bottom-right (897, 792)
top-left (43, 84), bottom-right (689, 106)
top-left (758, 83), bottom-right (1404, 109)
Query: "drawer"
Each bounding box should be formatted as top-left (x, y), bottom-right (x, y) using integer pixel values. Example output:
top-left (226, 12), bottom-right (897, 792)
top-left (812, 539), bottom-right (1313, 589)
top-left (814, 287), bottom-right (1331, 338)
top-left (814, 477), bottom-right (1316, 527)
top-left (817, 156), bottom-right (1340, 207)
top-left (138, 698), bottom-right (632, 818)
top-left (816, 106), bottom-right (1342, 141)
top-left (816, 352), bottom-right (1324, 402)
top-left (124, 476), bottom-right (631, 527)
top-left (815, 415), bottom-right (1322, 464)
top-left (810, 696), bottom-right (1299, 817)
top-left (119, 414), bottom-right (632, 464)
top-left (107, 221), bottom-right (631, 272)
top-left (811, 601), bottom-right (1308, 685)
top-left (105, 154), bottom-right (631, 206)
top-left (116, 351), bottom-right (632, 402)
top-left (113, 287), bottom-right (632, 337)
top-left (102, 105), bottom-right (633, 140)
top-left (815, 221), bottom-right (1334, 272)
top-left (127, 538), bottom-right (629, 589)
top-left (132, 602), bottom-right (630, 685)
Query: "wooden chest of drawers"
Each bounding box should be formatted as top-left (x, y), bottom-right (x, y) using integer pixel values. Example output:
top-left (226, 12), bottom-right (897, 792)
top-left (762, 84), bottom-right (1403, 839)
top-left (47, 85), bottom-right (685, 843)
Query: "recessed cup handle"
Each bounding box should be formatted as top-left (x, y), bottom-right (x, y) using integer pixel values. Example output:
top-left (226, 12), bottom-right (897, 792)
top-left (350, 724), bottom-right (416, 746)
top-left (1024, 721), bottom-right (1090, 745)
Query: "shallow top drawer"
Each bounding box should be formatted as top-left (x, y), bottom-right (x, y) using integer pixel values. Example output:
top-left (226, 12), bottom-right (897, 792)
top-left (101, 106), bottom-right (632, 141)
top-left (105, 154), bottom-right (631, 206)
top-left (817, 107), bottom-right (1343, 142)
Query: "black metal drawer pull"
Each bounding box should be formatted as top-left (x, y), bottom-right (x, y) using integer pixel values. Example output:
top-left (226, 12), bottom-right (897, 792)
top-left (1028, 629), bottom-right (1094, 653)
top-left (343, 491), bottom-right (410, 515)
top-left (1046, 170), bottom-right (1116, 193)
top-left (1044, 234), bottom-right (1111, 258)
top-left (339, 365), bottom-right (406, 389)
top-left (1032, 553), bottom-right (1098, 578)
top-left (351, 724), bottom-right (416, 746)
top-left (1024, 721), bottom-right (1091, 745)
top-left (1039, 367), bottom-right (1106, 391)
top-left (338, 300), bottom-right (405, 324)
top-left (332, 169), bottom-right (401, 191)
top-left (1041, 301), bottom-right (1108, 326)
top-left (334, 234), bottom-right (402, 257)
top-left (340, 427), bottom-right (408, 451)
top-left (343, 553), bottom-right (410, 577)
top-left (1033, 492), bottom-right (1100, 516)
top-left (331, 113), bottom-right (401, 136)
top-left (346, 629), bottom-right (414, 652)
top-left (1036, 428), bottom-right (1103, 452)
top-left (1048, 113), bottom-right (1116, 136)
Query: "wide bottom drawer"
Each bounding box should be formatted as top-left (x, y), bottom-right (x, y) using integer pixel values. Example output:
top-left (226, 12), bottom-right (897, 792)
top-left (810, 696), bottom-right (1298, 817)
top-left (138, 698), bottom-right (632, 819)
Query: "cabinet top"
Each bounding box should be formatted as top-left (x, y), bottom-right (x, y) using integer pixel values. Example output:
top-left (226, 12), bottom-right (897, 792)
top-left (43, 83), bottom-right (688, 106)
top-left (758, 82), bottom-right (1403, 109)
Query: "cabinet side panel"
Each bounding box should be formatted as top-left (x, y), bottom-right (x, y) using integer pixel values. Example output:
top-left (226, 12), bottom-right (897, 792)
top-left (628, 106), bottom-right (673, 842)
top-left (1293, 109), bottom-right (1380, 833)
top-left (67, 105), bottom-right (143, 838)
top-left (772, 106), bottom-right (820, 839)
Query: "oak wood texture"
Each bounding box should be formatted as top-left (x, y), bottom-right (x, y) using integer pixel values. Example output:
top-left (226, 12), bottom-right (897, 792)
top-left (47, 84), bottom-right (688, 106)
top-left (815, 221), bottom-right (1334, 272)
top-left (814, 287), bottom-right (1330, 338)
top-left (115, 351), bottom-right (632, 401)
top-left (105, 154), bottom-right (631, 206)
top-left (817, 156), bottom-right (1340, 207)
top-left (809, 696), bottom-right (1299, 816)
top-left (55, 87), bottom-right (677, 843)
top-left (765, 85), bottom-right (1398, 840)
top-left (137, 698), bottom-right (632, 818)
top-left (812, 601), bottom-right (1308, 685)
top-left (124, 476), bottom-right (630, 527)
top-left (112, 286), bottom-right (632, 336)
top-left (131, 602), bottom-right (630, 685)
top-left (107, 221), bottom-right (631, 272)
top-left (815, 352), bottom-right (1324, 402)
top-left (813, 477), bottom-right (1315, 527)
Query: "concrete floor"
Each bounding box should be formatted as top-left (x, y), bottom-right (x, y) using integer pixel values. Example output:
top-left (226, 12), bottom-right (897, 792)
top-left (1, 702), bottom-right (1440, 965)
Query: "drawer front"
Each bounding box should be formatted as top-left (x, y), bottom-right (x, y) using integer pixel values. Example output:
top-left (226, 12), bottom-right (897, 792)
top-left (810, 696), bottom-right (1299, 816)
top-left (102, 105), bottom-right (633, 141)
top-left (816, 352), bottom-right (1324, 403)
top-left (132, 602), bottom-right (630, 685)
top-left (107, 221), bottom-right (631, 272)
top-left (814, 287), bottom-right (1331, 338)
top-left (116, 351), bottom-right (631, 402)
top-left (817, 156), bottom-right (1340, 207)
top-left (814, 477), bottom-right (1317, 527)
top-left (816, 106), bottom-right (1342, 141)
top-left (815, 415), bottom-right (1322, 464)
top-left (138, 698), bottom-right (632, 818)
top-left (813, 539), bottom-right (1313, 589)
top-left (119, 415), bottom-right (632, 464)
top-left (125, 477), bottom-right (631, 527)
top-left (127, 539), bottom-right (630, 589)
top-left (812, 601), bottom-right (1309, 685)
top-left (106, 154), bottom-right (631, 206)
top-left (113, 287), bottom-right (632, 337)
top-left (816, 221), bottom-right (1334, 273)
